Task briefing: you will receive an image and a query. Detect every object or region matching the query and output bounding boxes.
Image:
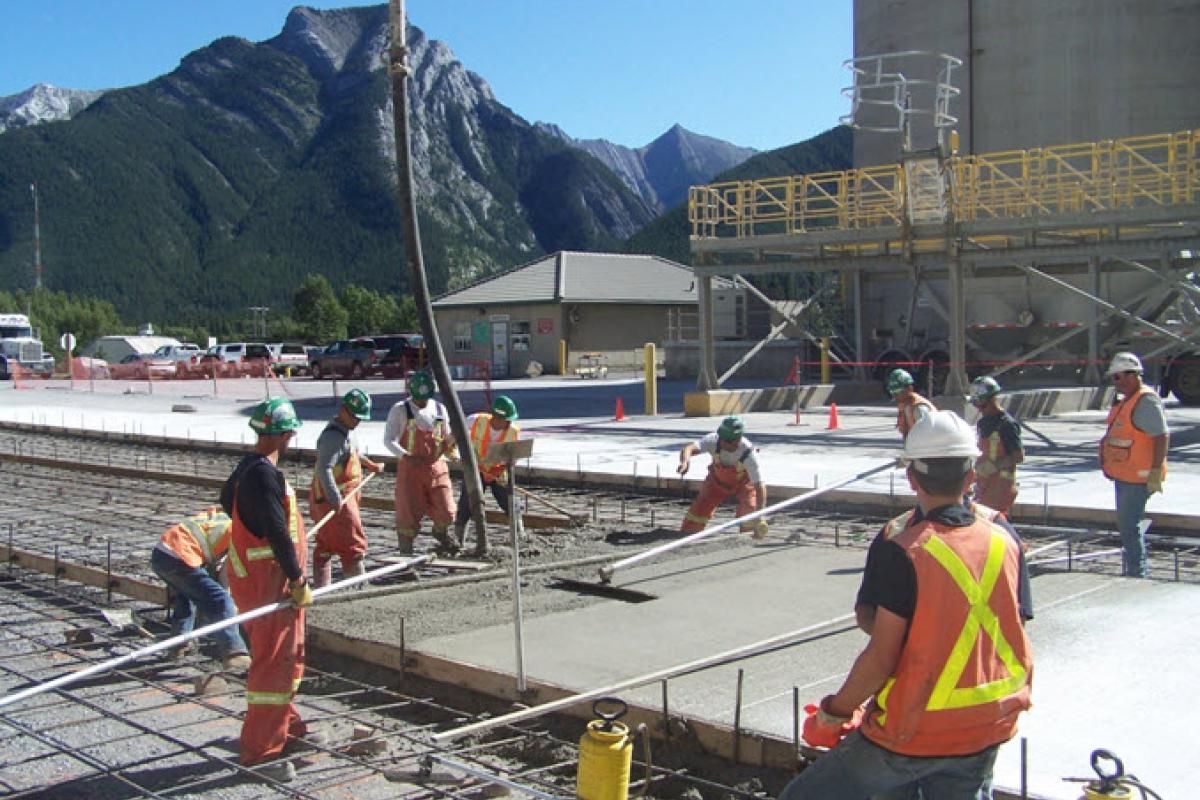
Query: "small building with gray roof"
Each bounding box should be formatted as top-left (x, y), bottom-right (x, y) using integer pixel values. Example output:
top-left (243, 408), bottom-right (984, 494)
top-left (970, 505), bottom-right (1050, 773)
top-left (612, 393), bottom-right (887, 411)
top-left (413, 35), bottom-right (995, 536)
top-left (432, 251), bottom-right (738, 378)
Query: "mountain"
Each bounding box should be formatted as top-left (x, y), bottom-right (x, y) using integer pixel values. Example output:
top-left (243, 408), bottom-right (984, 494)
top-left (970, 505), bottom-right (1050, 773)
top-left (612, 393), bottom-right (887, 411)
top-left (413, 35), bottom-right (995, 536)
top-left (0, 84), bottom-right (105, 133)
top-left (538, 122), bottom-right (756, 213)
top-left (0, 6), bottom-right (656, 321)
top-left (625, 125), bottom-right (854, 265)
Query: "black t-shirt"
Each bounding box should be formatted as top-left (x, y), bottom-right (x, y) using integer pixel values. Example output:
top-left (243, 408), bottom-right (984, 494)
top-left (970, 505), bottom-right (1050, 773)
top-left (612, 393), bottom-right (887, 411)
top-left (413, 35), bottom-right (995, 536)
top-left (977, 410), bottom-right (1023, 457)
top-left (856, 504), bottom-right (1034, 622)
top-left (220, 454), bottom-right (302, 581)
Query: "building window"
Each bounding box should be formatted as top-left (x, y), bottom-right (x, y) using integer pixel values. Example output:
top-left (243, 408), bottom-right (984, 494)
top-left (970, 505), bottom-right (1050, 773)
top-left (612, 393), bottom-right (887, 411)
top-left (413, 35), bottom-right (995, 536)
top-left (510, 321), bottom-right (531, 351)
top-left (454, 323), bottom-right (471, 352)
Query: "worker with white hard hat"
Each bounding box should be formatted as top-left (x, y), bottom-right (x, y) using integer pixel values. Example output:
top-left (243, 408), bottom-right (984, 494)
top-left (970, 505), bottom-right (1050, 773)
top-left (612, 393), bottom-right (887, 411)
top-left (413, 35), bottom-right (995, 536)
top-left (782, 410), bottom-right (1032, 799)
top-left (968, 376), bottom-right (1024, 514)
top-left (1100, 352), bottom-right (1169, 578)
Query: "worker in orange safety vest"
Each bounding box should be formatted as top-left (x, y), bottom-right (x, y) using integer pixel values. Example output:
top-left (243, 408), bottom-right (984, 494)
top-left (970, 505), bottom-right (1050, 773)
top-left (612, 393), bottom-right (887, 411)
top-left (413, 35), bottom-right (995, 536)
top-left (968, 376), bottom-right (1024, 514)
top-left (676, 416), bottom-right (769, 538)
top-left (150, 506), bottom-right (249, 669)
top-left (310, 389), bottom-right (384, 588)
top-left (783, 410), bottom-right (1032, 798)
top-left (1100, 352), bottom-right (1169, 578)
top-left (453, 395), bottom-right (520, 544)
top-left (887, 368), bottom-right (935, 440)
top-left (383, 370), bottom-right (458, 555)
top-left (221, 397), bottom-right (318, 783)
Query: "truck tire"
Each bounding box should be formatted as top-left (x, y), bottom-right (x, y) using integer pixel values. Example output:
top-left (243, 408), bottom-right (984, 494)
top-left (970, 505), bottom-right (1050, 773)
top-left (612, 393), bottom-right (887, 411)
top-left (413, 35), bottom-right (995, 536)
top-left (312, 363), bottom-right (324, 381)
top-left (1169, 355), bottom-right (1200, 405)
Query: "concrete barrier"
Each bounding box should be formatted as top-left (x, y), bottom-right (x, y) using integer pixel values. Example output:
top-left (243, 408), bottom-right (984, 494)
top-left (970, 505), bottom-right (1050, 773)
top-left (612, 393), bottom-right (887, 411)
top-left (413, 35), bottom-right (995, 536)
top-left (683, 384), bottom-right (833, 416)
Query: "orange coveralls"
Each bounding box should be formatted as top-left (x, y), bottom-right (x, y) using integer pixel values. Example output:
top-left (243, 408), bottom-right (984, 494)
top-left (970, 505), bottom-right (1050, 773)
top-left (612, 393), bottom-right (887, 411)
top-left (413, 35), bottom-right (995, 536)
top-left (394, 400), bottom-right (455, 541)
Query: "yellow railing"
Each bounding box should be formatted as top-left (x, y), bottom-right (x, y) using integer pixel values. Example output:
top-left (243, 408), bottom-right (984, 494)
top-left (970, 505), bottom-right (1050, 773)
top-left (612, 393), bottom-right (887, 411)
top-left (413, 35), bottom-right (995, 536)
top-left (690, 130), bottom-right (1200, 239)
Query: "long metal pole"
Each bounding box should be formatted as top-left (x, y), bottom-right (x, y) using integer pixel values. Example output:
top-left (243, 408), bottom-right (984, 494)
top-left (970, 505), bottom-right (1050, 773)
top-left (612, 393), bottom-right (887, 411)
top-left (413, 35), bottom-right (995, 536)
top-left (598, 460), bottom-right (896, 583)
top-left (386, 0), bottom-right (488, 555)
top-left (0, 553), bottom-right (434, 710)
top-left (508, 456), bottom-right (527, 692)
top-left (431, 612), bottom-right (856, 743)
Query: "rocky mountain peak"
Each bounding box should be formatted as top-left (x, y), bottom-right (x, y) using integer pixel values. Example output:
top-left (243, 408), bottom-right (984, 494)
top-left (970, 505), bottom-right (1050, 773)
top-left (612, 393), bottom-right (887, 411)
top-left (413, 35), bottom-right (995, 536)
top-left (0, 83), bottom-right (105, 134)
top-left (272, 5), bottom-right (384, 78)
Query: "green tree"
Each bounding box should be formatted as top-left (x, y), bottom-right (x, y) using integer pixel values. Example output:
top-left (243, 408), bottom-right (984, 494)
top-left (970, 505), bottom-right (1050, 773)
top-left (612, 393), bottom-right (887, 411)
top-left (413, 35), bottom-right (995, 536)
top-left (1, 288), bottom-right (126, 359)
top-left (292, 274), bottom-right (347, 344)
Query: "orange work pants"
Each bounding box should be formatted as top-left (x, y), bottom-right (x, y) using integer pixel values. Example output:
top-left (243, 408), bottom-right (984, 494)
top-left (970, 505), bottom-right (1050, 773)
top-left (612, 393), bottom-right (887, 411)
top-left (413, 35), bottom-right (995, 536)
top-left (681, 473), bottom-right (759, 533)
top-left (310, 492), bottom-right (367, 568)
top-left (394, 458), bottom-right (454, 532)
top-left (240, 606), bottom-right (307, 765)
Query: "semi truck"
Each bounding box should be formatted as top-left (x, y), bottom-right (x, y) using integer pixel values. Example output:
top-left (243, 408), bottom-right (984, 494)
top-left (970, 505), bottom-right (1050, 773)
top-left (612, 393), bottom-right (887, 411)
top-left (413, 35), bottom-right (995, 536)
top-left (0, 313), bottom-right (55, 380)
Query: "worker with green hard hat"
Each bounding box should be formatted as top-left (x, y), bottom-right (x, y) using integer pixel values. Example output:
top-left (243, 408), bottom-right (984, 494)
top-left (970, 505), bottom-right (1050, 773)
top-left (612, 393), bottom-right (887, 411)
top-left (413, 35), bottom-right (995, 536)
top-left (220, 396), bottom-right (316, 779)
top-left (309, 389), bottom-right (385, 587)
top-left (451, 395), bottom-right (522, 544)
top-left (968, 376), bottom-right (1024, 514)
top-left (676, 415), bottom-right (769, 539)
top-left (888, 368), bottom-right (935, 441)
top-left (383, 370), bottom-right (459, 555)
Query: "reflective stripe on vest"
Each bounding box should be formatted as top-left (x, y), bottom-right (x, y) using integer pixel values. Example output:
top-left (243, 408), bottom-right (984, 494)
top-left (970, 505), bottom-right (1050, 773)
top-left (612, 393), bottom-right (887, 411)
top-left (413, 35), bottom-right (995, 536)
top-left (179, 511), bottom-right (231, 564)
top-left (897, 394), bottom-right (934, 437)
top-left (313, 446), bottom-right (362, 503)
top-left (227, 483), bottom-right (302, 580)
top-left (1102, 386), bottom-right (1166, 483)
top-left (471, 414), bottom-right (519, 482)
top-left (246, 690), bottom-right (293, 706)
top-left (403, 400), bottom-right (448, 459)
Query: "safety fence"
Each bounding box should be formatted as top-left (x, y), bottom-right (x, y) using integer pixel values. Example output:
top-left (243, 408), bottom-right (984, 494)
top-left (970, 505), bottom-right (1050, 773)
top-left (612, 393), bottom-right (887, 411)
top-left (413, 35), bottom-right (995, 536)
top-left (690, 129), bottom-right (1200, 238)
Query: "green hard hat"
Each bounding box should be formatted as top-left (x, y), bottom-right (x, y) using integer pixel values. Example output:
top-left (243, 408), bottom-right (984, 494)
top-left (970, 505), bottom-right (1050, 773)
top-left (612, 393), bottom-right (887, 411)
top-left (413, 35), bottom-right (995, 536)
top-left (886, 368), bottom-right (914, 397)
top-left (969, 376), bottom-right (1001, 404)
top-left (492, 395), bottom-right (518, 421)
top-left (342, 388), bottom-right (372, 420)
top-left (717, 415), bottom-right (745, 441)
top-left (249, 397), bottom-right (303, 435)
top-left (408, 370), bottom-right (435, 401)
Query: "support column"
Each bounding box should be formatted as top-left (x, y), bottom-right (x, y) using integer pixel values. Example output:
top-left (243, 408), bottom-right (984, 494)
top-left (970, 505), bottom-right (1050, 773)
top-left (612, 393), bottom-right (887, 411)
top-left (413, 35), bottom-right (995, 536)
top-left (696, 274), bottom-right (719, 390)
top-left (1084, 257), bottom-right (1102, 384)
top-left (945, 253), bottom-right (969, 396)
top-left (852, 268), bottom-right (866, 381)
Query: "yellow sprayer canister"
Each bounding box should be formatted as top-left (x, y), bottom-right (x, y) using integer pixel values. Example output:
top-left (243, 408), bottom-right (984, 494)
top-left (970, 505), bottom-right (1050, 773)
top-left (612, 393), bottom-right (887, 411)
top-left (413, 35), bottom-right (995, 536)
top-left (577, 697), bottom-right (632, 800)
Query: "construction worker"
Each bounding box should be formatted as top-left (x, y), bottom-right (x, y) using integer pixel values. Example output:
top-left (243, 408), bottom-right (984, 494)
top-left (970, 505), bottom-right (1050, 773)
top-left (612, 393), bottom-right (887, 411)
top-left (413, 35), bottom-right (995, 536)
top-left (453, 395), bottom-right (521, 543)
top-left (887, 367), bottom-right (934, 440)
top-left (969, 376), bottom-right (1024, 514)
top-left (784, 410), bottom-right (1032, 799)
top-left (383, 370), bottom-right (457, 555)
top-left (150, 506), bottom-right (249, 669)
top-left (676, 416), bottom-right (769, 537)
top-left (1100, 352), bottom-right (1169, 578)
top-left (220, 397), bottom-right (318, 782)
top-left (310, 389), bottom-right (385, 588)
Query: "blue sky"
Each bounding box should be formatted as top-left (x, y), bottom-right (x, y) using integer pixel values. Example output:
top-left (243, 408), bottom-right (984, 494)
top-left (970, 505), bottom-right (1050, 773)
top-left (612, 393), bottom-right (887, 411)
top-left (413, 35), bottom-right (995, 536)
top-left (0, 1), bottom-right (852, 151)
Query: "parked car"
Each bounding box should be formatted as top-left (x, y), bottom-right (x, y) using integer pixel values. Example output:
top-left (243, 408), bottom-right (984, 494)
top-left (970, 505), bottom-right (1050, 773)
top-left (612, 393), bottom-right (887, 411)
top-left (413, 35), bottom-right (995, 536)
top-left (110, 353), bottom-right (175, 380)
top-left (267, 343), bottom-right (309, 376)
top-left (378, 334), bottom-right (426, 379)
top-left (152, 343), bottom-right (203, 363)
top-left (70, 356), bottom-right (111, 380)
top-left (309, 338), bottom-right (380, 379)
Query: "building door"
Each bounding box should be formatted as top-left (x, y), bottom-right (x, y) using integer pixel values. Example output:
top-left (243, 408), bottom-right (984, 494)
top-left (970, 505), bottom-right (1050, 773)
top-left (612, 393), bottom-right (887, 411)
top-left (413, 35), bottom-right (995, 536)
top-left (491, 320), bottom-right (509, 377)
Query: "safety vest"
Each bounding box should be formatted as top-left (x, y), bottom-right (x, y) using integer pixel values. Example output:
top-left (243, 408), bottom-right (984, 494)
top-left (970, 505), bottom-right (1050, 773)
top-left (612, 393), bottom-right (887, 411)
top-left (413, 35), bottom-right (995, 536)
top-left (310, 430), bottom-right (363, 504)
top-left (863, 513), bottom-right (1032, 756)
top-left (470, 413), bottom-right (520, 483)
top-left (1102, 386), bottom-right (1167, 484)
top-left (707, 446), bottom-right (754, 489)
top-left (158, 506), bottom-right (231, 569)
top-left (882, 503), bottom-right (1000, 540)
top-left (977, 416), bottom-right (1016, 482)
top-left (401, 399), bottom-right (450, 462)
top-left (227, 479), bottom-right (306, 611)
top-left (897, 392), bottom-right (935, 438)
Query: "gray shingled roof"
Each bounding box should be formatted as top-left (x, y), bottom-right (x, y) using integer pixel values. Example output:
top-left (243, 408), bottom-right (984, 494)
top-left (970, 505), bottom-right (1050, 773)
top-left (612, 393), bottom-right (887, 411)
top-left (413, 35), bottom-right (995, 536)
top-left (433, 252), bottom-right (719, 307)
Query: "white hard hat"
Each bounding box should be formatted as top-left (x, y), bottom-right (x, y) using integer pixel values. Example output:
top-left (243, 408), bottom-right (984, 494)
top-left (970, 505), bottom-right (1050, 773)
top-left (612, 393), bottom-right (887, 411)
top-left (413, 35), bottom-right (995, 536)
top-left (902, 410), bottom-right (980, 467)
top-left (1106, 352), bottom-right (1143, 376)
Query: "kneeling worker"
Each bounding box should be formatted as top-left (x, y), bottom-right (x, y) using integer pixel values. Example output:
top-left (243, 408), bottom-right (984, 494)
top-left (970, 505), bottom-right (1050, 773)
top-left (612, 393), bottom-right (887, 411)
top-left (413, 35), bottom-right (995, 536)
top-left (384, 370), bottom-right (457, 555)
top-left (783, 410), bottom-right (1032, 799)
top-left (150, 506), bottom-right (249, 669)
top-left (677, 416), bottom-right (768, 537)
top-left (454, 396), bottom-right (521, 543)
top-left (310, 389), bottom-right (384, 587)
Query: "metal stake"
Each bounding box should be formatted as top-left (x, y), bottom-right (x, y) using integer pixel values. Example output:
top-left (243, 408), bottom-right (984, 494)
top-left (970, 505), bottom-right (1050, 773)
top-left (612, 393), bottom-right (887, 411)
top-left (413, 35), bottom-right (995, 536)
top-left (835, 523), bottom-right (840, 547)
top-left (106, 540), bottom-right (113, 604)
top-left (508, 454), bottom-right (527, 694)
top-left (792, 687), bottom-right (800, 759)
top-left (732, 668), bottom-right (744, 764)
top-left (621, 500), bottom-right (626, 524)
top-left (661, 679), bottom-right (670, 738)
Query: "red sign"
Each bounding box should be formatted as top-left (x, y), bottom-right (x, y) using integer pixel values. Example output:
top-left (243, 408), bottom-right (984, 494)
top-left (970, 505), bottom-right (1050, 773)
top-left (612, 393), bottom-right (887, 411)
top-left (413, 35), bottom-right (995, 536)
top-left (537, 318), bottom-right (554, 334)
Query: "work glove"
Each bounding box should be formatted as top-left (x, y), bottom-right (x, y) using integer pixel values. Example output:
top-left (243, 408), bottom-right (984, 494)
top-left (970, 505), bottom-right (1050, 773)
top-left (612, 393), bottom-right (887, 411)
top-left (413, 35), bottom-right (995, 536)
top-left (1146, 467), bottom-right (1164, 495)
top-left (676, 460), bottom-right (690, 476)
top-left (289, 578), bottom-right (313, 608)
top-left (752, 518), bottom-right (770, 540)
top-left (802, 696), bottom-right (863, 749)
top-left (366, 462), bottom-right (385, 475)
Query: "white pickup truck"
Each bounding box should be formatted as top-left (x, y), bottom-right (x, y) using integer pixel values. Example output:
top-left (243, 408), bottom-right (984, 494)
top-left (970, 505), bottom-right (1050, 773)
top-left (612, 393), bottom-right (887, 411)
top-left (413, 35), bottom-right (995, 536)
top-left (151, 343), bottom-right (203, 363)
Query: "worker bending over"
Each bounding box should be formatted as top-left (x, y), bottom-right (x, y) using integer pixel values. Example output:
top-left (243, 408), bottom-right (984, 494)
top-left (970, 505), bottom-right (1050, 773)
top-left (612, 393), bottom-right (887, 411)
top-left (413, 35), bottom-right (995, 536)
top-left (310, 389), bottom-right (384, 587)
top-left (150, 506), bottom-right (249, 670)
top-left (784, 410), bottom-right (1032, 798)
top-left (1100, 352), bottom-right (1169, 578)
top-left (383, 370), bottom-right (457, 555)
top-left (887, 368), bottom-right (934, 440)
top-left (221, 398), bottom-right (318, 782)
top-left (677, 416), bottom-right (768, 537)
top-left (969, 376), bottom-right (1024, 514)
top-left (453, 395), bottom-right (520, 543)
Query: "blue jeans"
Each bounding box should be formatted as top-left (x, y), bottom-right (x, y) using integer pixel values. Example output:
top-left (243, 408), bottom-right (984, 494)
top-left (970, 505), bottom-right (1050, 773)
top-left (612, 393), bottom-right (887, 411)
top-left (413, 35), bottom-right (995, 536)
top-left (1113, 480), bottom-right (1151, 578)
top-left (150, 548), bottom-right (247, 657)
top-left (778, 732), bottom-right (1000, 800)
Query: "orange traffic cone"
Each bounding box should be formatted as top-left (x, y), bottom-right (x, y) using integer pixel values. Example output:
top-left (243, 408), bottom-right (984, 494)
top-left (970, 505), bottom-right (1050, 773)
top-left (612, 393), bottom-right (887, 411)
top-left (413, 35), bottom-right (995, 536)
top-left (826, 403), bottom-right (840, 430)
top-left (614, 397), bottom-right (625, 421)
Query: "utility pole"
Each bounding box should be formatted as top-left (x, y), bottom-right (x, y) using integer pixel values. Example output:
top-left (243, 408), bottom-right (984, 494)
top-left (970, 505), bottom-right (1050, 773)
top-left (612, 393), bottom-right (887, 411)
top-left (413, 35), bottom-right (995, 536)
top-left (248, 306), bottom-right (270, 339)
top-left (386, 0), bottom-right (489, 555)
top-left (30, 182), bottom-right (42, 290)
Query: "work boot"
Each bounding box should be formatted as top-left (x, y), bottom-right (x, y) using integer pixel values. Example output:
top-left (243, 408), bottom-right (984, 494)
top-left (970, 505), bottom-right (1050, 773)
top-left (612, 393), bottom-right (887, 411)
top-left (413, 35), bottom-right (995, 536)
top-left (165, 640), bottom-right (196, 660)
top-left (396, 532), bottom-right (415, 556)
top-left (222, 652), bottom-right (251, 672)
top-left (251, 760), bottom-right (296, 783)
top-left (312, 558), bottom-right (332, 589)
top-left (453, 521), bottom-right (467, 547)
top-left (344, 558), bottom-right (365, 588)
top-left (433, 526), bottom-right (460, 555)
